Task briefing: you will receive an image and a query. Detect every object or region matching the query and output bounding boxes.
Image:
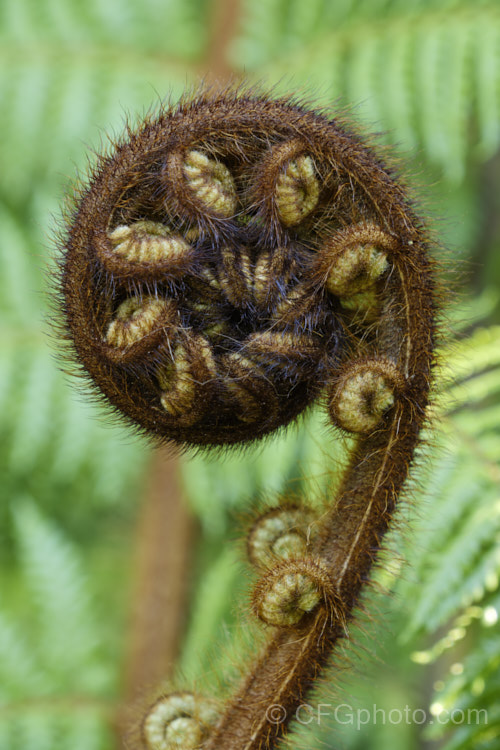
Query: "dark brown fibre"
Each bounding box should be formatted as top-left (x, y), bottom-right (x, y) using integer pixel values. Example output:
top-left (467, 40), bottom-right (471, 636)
top-left (58, 87), bottom-right (436, 750)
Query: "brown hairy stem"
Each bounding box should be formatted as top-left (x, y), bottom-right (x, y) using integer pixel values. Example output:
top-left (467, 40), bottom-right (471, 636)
top-left (204, 247), bottom-right (434, 749)
top-left (116, 449), bottom-right (195, 743)
top-left (57, 88), bottom-right (436, 750)
top-left (205, 0), bottom-right (241, 82)
top-left (123, 449), bottom-right (194, 696)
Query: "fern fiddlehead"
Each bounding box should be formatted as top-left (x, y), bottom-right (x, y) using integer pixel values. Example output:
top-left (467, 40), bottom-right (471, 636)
top-left (58, 88), bottom-right (436, 749)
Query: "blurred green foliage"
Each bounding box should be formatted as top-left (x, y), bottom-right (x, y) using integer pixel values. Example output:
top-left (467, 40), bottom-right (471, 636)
top-left (0, 0), bottom-right (499, 748)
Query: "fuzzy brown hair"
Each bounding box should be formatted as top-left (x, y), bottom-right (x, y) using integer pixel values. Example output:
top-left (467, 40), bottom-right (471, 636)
top-left (57, 86), bottom-right (436, 750)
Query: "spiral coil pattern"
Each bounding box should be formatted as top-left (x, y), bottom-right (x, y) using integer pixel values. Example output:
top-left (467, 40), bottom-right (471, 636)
top-left (142, 692), bottom-right (219, 750)
top-left (60, 91), bottom-right (415, 449)
top-left (59, 88), bottom-right (436, 750)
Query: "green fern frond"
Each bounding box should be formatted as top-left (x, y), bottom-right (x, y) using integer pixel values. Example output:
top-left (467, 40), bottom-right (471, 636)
top-left (441, 327), bottom-right (500, 388)
top-left (400, 325), bottom-right (500, 636)
top-left (0, 0), bottom-right (207, 56)
top-left (0, 503), bottom-right (114, 748)
top-left (425, 629), bottom-right (500, 749)
top-left (0, 612), bottom-right (46, 698)
top-left (0, 57), bottom-right (190, 201)
top-left (0, 205), bottom-right (40, 322)
top-left (0, 341), bottom-right (148, 519)
top-left (379, 321), bottom-right (500, 750)
top-left (0, 707), bottom-right (112, 750)
top-left (12, 501), bottom-right (103, 683)
top-left (406, 481), bottom-right (500, 634)
top-left (233, 0), bottom-right (500, 180)
top-left (0, 0), bottom-right (208, 201)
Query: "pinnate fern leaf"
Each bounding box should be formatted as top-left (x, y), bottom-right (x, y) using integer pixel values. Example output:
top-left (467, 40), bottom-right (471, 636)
top-left (0, 502), bottom-right (114, 749)
top-left (233, 0), bottom-right (500, 180)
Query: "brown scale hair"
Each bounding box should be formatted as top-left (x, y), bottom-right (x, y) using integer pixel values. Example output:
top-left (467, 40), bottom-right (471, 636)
top-left (57, 85), bottom-right (436, 750)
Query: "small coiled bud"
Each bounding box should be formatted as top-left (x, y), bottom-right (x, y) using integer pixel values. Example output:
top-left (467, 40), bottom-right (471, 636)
top-left (247, 505), bottom-right (319, 568)
top-left (104, 296), bottom-right (176, 363)
top-left (95, 221), bottom-right (195, 281)
top-left (164, 149), bottom-right (238, 222)
top-left (314, 223), bottom-right (397, 320)
top-left (275, 154), bottom-right (320, 227)
top-left (328, 358), bottom-right (404, 434)
top-left (252, 139), bottom-right (321, 237)
top-left (109, 221), bottom-right (192, 263)
top-left (183, 150), bottom-right (238, 216)
top-left (157, 334), bottom-right (217, 425)
top-left (252, 557), bottom-right (332, 627)
top-left (142, 692), bottom-right (219, 750)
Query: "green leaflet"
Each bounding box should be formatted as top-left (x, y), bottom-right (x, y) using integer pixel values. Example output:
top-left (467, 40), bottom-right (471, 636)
top-left (0, 502), bottom-right (112, 748)
top-left (233, 1), bottom-right (500, 181)
top-left (0, 0), bottom-right (208, 201)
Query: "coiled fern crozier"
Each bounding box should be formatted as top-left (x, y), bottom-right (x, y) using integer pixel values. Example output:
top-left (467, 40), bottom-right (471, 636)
top-left (58, 87), bottom-right (436, 750)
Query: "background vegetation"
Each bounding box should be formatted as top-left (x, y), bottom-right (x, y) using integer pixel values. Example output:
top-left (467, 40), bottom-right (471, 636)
top-left (0, 0), bottom-right (499, 748)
